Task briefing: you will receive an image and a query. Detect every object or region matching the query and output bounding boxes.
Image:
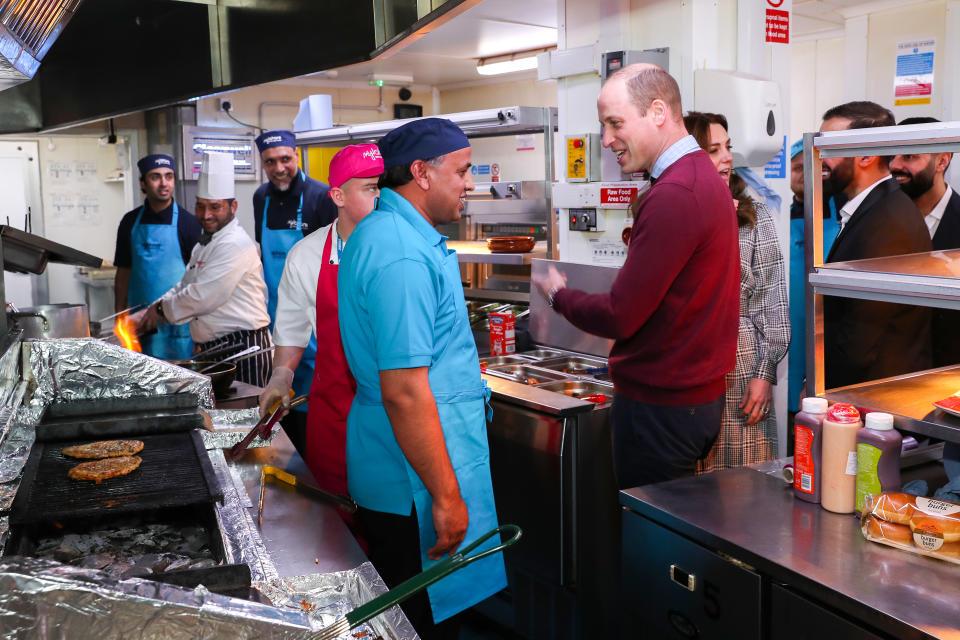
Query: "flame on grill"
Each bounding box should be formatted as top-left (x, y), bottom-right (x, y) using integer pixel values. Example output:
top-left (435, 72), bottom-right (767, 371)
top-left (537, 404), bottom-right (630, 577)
top-left (114, 313), bottom-right (142, 352)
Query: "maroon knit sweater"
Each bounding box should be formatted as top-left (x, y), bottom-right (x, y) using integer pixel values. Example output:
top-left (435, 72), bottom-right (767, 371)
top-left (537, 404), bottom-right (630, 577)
top-left (553, 149), bottom-right (740, 406)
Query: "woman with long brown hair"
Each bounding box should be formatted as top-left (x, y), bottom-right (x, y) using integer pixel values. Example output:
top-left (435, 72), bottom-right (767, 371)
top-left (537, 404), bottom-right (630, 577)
top-left (684, 111), bottom-right (790, 471)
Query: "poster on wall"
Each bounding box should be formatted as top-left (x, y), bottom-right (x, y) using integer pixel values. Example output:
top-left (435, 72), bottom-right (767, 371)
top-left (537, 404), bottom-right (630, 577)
top-left (894, 39), bottom-right (935, 106)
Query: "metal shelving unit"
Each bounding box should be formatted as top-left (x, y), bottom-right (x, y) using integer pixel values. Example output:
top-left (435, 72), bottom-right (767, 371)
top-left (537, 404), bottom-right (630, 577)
top-left (296, 106), bottom-right (559, 302)
top-left (803, 122), bottom-right (960, 441)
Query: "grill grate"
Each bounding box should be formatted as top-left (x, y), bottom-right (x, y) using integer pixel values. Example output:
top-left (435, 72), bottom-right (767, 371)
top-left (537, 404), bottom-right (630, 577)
top-left (11, 430), bottom-right (222, 524)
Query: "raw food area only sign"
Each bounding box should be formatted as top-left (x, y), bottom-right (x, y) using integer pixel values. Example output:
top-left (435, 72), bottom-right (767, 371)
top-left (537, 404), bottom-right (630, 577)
top-left (765, 0), bottom-right (790, 44)
top-left (895, 39), bottom-right (935, 106)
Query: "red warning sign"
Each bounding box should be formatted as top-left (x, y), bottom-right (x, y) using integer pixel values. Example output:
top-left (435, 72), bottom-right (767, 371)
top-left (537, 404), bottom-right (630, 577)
top-left (765, 8), bottom-right (789, 43)
top-left (600, 186), bottom-right (639, 205)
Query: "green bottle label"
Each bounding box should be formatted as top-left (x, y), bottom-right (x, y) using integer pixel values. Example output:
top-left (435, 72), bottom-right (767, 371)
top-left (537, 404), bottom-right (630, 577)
top-left (856, 443), bottom-right (882, 512)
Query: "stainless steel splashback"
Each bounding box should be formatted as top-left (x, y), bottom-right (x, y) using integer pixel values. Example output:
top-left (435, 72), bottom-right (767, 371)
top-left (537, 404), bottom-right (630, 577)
top-left (529, 259), bottom-right (617, 357)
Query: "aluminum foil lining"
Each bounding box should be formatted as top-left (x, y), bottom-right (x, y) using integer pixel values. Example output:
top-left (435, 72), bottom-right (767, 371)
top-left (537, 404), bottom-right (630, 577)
top-left (0, 557), bottom-right (315, 640)
top-left (208, 448), bottom-right (279, 584)
top-left (255, 562), bottom-right (418, 640)
top-left (19, 338), bottom-right (214, 426)
top-left (0, 516), bottom-right (7, 550)
top-left (200, 408), bottom-right (278, 451)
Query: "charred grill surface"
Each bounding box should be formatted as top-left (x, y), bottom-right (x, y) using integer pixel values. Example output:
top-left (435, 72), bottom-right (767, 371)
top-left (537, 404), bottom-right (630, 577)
top-left (11, 430), bottom-right (222, 524)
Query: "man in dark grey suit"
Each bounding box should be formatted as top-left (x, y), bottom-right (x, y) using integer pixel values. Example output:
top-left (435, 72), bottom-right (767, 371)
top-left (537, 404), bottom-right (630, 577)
top-left (891, 116), bottom-right (960, 367)
top-left (819, 102), bottom-right (933, 389)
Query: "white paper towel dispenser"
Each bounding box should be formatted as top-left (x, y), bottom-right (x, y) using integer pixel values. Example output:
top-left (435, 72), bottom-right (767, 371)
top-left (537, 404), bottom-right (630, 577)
top-left (693, 70), bottom-right (783, 168)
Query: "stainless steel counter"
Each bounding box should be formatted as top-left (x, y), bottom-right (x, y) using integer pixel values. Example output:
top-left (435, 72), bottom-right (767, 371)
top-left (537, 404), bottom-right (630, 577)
top-left (226, 430), bottom-right (366, 578)
top-left (826, 365), bottom-right (960, 442)
top-left (620, 468), bottom-right (960, 638)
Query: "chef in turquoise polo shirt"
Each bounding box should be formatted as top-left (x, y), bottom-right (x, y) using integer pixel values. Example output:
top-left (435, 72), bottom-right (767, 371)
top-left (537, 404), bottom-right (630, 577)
top-left (337, 118), bottom-right (506, 639)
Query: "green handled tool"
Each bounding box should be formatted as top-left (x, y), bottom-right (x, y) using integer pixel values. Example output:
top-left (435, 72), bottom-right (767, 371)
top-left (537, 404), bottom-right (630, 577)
top-left (309, 524), bottom-right (522, 640)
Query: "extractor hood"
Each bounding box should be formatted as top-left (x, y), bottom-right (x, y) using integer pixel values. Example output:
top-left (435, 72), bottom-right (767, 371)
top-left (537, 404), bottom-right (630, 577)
top-left (0, 0), bottom-right (84, 91)
top-left (0, 0), bottom-right (378, 133)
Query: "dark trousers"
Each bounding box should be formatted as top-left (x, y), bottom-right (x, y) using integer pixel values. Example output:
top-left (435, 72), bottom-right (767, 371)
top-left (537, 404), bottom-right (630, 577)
top-left (611, 393), bottom-right (724, 489)
top-left (357, 506), bottom-right (461, 640)
top-left (195, 326), bottom-right (272, 387)
top-left (280, 409), bottom-right (307, 460)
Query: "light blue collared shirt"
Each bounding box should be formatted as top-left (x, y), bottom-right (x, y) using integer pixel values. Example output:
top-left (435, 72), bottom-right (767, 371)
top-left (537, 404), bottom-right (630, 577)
top-left (650, 134), bottom-right (701, 180)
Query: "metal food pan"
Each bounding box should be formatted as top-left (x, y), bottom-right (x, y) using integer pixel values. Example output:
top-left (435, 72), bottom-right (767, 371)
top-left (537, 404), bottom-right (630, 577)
top-left (517, 348), bottom-right (567, 360)
top-left (485, 364), bottom-right (569, 385)
top-left (533, 380), bottom-right (614, 403)
top-left (532, 356), bottom-right (608, 374)
top-left (479, 355), bottom-right (534, 368)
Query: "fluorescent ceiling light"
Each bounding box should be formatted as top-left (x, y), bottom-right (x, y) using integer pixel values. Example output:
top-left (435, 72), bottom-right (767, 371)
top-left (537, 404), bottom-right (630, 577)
top-left (477, 49), bottom-right (552, 76)
top-left (477, 56), bottom-right (539, 75)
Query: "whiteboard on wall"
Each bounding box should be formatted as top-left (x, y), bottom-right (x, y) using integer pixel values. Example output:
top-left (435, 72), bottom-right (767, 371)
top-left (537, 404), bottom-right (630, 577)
top-left (40, 137), bottom-right (130, 304)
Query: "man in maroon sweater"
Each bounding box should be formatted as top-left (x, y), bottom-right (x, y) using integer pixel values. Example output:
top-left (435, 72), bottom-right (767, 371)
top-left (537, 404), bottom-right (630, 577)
top-left (533, 64), bottom-right (740, 489)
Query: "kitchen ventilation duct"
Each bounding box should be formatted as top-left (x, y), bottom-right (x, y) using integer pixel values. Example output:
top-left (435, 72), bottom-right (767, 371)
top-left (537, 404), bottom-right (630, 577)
top-left (0, 0), bottom-right (83, 90)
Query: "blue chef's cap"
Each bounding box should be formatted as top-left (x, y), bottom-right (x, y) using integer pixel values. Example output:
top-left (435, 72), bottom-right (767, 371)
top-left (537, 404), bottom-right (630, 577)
top-left (377, 118), bottom-right (470, 169)
top-left (255, 129), bottom-right (296, 153)
top-left (790, 139), bottom-right (804, 159)
top-left (137, 154), bottom-right (175, 177)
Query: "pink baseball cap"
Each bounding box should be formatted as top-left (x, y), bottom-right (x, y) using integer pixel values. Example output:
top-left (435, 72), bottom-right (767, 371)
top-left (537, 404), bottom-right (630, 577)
top-left (328, 143), bottom-right (384, 189)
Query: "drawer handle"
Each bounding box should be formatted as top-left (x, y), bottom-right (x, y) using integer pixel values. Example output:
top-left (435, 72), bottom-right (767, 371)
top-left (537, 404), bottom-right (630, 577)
top-left (669, 564), bottom-right (696, 591)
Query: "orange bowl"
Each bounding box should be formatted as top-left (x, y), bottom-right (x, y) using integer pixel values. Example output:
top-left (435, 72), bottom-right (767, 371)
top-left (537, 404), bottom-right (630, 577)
top-left (487, 236), bottom-right (535, 253)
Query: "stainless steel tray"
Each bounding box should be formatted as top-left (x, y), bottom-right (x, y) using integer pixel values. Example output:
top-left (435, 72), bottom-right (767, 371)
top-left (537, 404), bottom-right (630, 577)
top-left (485, 365), bottom-right (569, 385)
top-left (517, 348), bottom-right (566, 360)
top-left (479, 355), bottom-right (534, 368)
top-left (532, 356), bottom-right (608, 374)
top-left (533, 380), bottom-right (614, 403)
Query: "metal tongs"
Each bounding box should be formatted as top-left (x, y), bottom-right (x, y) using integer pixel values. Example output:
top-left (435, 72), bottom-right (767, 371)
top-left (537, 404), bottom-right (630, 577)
top-left (226, 392), bottom-right (307, 460)
top-left (257, 465), bottom-right (357, 526)
top-left (309, 525), bottom-right (523, 640)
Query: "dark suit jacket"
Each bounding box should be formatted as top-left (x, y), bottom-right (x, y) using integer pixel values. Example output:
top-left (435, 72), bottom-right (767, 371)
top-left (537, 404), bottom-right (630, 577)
top-left (824, 177), bottom-right (933, 388)
top-left (932, 189), bottom-right (960, 366)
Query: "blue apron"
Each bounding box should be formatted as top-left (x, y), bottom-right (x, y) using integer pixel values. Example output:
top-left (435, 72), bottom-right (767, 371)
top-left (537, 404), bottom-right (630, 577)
top-left (128, 203), bottom-right (192, 360)
top-left (787, 208), bottom-right (840, 411)
top-left (353, 241), bottom-right (506, 623)
top-left (261, 192), bottom-right (317, 409)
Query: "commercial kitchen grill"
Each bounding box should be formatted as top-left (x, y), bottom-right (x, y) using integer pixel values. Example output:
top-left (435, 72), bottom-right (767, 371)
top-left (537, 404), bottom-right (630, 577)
top-left (11, 430), bottom-right (221, 524)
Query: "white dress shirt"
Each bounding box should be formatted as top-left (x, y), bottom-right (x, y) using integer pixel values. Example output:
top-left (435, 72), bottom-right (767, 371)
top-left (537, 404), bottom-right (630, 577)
top-left (273, 221), bottom-right (338, 348)
top-left (161, 217), bottom-right (271, 343)
top-left (838, 175), bottom-right (894, 231)
top-left (926, 185), bottom-right (953, 240)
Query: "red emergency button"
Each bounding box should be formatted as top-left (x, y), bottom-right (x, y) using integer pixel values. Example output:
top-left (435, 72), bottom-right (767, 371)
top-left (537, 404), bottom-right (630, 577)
top-left (572, 139), bottom-right (583, 148)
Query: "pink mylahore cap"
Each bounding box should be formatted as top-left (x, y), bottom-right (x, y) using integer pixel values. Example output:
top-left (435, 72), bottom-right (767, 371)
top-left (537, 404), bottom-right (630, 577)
top-left (328, 143), bottom-right (384, 189)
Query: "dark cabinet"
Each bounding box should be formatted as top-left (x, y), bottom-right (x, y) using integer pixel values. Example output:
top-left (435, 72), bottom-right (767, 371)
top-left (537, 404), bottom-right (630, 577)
top-left (769, 585), bottom-right (885, 639)
top-left (622, 511), bottom-right (763, 639)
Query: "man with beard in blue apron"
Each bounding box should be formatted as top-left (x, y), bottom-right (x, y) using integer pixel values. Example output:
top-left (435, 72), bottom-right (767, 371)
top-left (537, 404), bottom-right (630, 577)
top-left (253, 129), bottom-right (337, 457)
top-left (338, 118), bottom-right (506, 639)
top-left (114, 154), bottom-right (201, 360)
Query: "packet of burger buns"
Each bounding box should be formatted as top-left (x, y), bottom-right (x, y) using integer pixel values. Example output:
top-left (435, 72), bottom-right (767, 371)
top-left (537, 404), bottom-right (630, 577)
top-left (861, 491), bottom-right (960, 565)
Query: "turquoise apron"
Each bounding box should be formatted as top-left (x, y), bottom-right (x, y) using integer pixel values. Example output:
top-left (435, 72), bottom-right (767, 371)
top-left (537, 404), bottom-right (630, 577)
top-left (128, 202), bottom-right (192, 360)
top-left (353, 240), bottom-right (507, 623)
top-left (787, 208), bottom-right (840, 411)
top-left (260, 193), bottom-right (317, 409)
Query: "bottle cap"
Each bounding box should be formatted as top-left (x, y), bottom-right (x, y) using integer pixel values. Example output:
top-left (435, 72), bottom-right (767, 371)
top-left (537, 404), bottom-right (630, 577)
top-left (865, 412), bottom-right (894, 431)
top-left (826, 403), bottom-right (860, 423)
top-left (801, 397), bottom-right (828, 414)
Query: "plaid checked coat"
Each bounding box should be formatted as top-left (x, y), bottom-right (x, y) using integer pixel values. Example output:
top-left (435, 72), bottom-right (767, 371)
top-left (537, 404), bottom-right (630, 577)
top-left (700, 201), bottom-right (790, 473)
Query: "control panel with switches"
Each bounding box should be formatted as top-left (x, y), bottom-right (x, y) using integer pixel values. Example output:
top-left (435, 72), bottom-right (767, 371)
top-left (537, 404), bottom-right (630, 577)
top-left (565, 134), bottom-right (601, 182)
top-left (569, 207), bottom-right (605, 232)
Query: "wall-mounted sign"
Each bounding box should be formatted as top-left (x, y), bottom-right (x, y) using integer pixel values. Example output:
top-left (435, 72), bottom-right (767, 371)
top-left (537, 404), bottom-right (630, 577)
top-left (894, 39), bottom-right (935, 106)
top-left (765, 0), bottom-right (790, 44)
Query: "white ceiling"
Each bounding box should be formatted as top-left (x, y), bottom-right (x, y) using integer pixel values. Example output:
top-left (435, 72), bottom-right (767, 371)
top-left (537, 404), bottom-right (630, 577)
top-left (276, 0), bottom-right (923, 89)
